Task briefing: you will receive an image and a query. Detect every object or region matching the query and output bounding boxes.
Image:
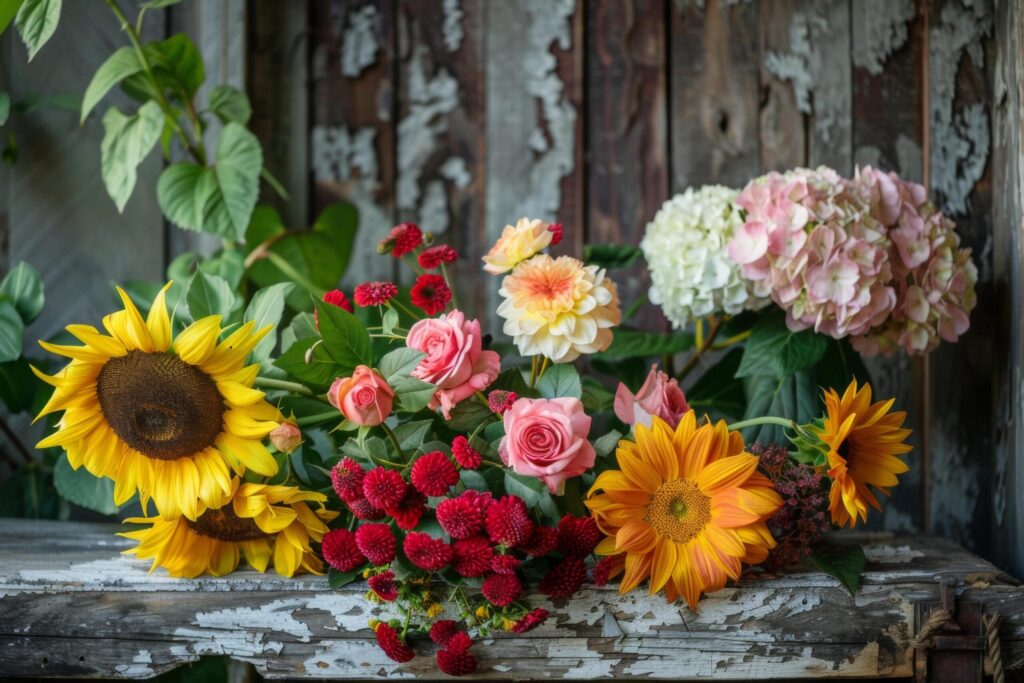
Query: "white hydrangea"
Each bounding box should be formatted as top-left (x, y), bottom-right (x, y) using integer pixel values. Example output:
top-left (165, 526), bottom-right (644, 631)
top-left (640, 185), bottom-right (769, 328)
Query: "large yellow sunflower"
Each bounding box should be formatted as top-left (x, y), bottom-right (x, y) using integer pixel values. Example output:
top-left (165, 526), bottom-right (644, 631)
top-left (34, 284), bottom-right (282, 520)
top-left (586, 412), bottom-right (781, 608)
top-left (120, 480), bottom-right (338, 578)
top-left (817, 380), bottom-right (912, 528)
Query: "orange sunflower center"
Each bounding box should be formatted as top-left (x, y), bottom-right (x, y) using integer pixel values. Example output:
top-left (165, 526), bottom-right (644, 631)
top-left (186, 506), bottom-right (268, 542)
top-left (96, 350), bottom-right (225, 461)
top-left (645, 478), bottom-right (711, 543)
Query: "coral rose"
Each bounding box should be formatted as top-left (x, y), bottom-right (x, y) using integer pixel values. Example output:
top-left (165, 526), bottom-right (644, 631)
top-left (613, 364), bottom-right (690, 430)
top-left (327, 365), bottom-right (394, 427)
top-left (499, 397), bottom-right (595, 495)
top-left (406, 310), bottom-right (501, 419)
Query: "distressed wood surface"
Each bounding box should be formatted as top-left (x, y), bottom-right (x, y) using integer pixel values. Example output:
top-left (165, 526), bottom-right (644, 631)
top-left (1, 520), bottom-right (1022, 679)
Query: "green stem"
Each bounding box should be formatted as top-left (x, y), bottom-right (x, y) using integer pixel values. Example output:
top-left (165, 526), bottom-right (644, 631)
top-left (255, 376), bottom-right (315, 396)
top-left (677, 316), bottom-right (723, 381)
top-left (264, 250), bottom-right (325, 297)
top-left (296, 411), bottom-right (340, 427)
top-left (380, 423), bottom-right (404, 461)
top-left (727, 416), bottom-right (795, 432)
top-left (440, 262), bottom-right (459, 309)
top-left (401, 603), bottom-right (413, 640)
top-left (388, 298), bottom-right (421, 322)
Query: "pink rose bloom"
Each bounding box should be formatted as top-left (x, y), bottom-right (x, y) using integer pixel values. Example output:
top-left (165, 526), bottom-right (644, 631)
top-left (499, 397), bottom-right (595, 495)
top-left (327, 365), bottom-right (394, 426)
top-left (406, 310), bottom-right (501, 419)
top-left (613, 365), bottom-right (690, 430)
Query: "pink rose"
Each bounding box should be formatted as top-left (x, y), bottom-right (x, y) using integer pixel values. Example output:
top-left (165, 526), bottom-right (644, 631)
top-left (406, 310), bottom-right (501, 419)
top-left (327, 365), bottom-right (394, 426)
top-left (614, 365), bottom-right (690, 430)
top-left (499, 397), bottom-right (595, 495)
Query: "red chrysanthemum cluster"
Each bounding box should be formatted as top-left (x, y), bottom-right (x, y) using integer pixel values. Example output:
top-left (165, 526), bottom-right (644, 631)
top-left (482, 573), bottom-right (522, 607)
top-left (418, 244), bottom-right (459, 270)
top-left (363, 467), bottom-right (407, 511)
top-left (450, 436), bottom-right (481, 470)
top-left (379, 222), bottom-right (423, 258)
top-left (547, 222), bottom-right (564, 245)
top-left (410, 451), bottom-right (459, 497)
top-left (486, 496), bottom-right (534, 547)
top-left (374, 623), bottom-right (414, 663)
top-left (491, 554), bottom-right (521, 575)
top-left (321, 528), bottom-right (365, 572)
top-left (410, 273), bottom-right (452, 315)
top-left (592, 555), bottom-right (625, 587)
top-left (368, 570), bottom-right (398, 601)
top-left (511, 608), bottom-right (549, 634)
top-left (557, 514), bottom-right (602, 558)
top-left (452, 536), bottom-right (494, 577)
top-left (435, 630), bottom-right (476, 676)
top-left (539, 558), bottom-right (588, 601)
top-left (355, 523), bottom-right (396, 566)
top-left (388, 488), bottom-right (426, 530)
top-left (331, 457), bottom-right (365, 502)
top-left (436, 490), bottom-right (491, 539)
top-left (429, 620), bottom-right (460, 646)
top-left (353, 280), bottom-right (399, 307)
top-left (487, 390), bottom-right (518, 416)
top-left (404, 532), bottom-right (453, 571)
top-left (521, 526), bottom-right (559, 558)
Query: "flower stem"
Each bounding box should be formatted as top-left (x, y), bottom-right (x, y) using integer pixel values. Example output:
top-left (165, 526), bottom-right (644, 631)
top-left (713, 329), bottom-right (752, 350)
top-left (296, 410), bottom-right (340, 427)
top-left (263, 250), bottom-right (325, 298)
top-left (440, 262), bottom-right (459, 309)
top-left (727, 416), bottom-right (795, 432)
top-left (537, 356), bottom-right (551, 382)
top-left (256, 377), bottom-right (315, 396)
top-left (388, 298), bottom-right (422, 322)
top-left (677, 316), bottom-right (723, 381)
top-left (381, 422), bottom-right (405, 461)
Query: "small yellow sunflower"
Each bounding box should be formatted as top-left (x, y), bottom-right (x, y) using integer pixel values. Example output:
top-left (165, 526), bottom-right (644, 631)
top-left (586, 412), bottom-right (781, 608)
top-left (120, 480), bottom-right (338, 578)
top-left (817, 380), bottom-right (912, 528)
top-left (34, 284), bottom-right (282, 520)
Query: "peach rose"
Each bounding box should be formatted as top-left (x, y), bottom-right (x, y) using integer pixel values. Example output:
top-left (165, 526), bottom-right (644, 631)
top-left (328, 365), bottom-right (394, 426)
top-left (406, 310), bottom-right (501, 419)
top-left (268, 422), bottom-right (302, 453)
top-left (614, 364), bottom-right (690, 430)
top-left (499, 397), bottom-right (595, 495)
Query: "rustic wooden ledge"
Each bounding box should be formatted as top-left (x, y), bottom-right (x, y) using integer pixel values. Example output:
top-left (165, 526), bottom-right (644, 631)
top-left (1, 519), bottom-right (1022, 680)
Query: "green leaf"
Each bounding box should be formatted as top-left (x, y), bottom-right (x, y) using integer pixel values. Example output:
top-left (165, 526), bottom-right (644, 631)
top-left (447, 399), bottom-right (496, 432)
top-left (81, 46), bottom-right (141, 122)
top-left (53, 454), bottom-right (120, 515)
top-left (394, 419), bottom-right (433, 451)
top-left (460, 469), bottom-right (488, 492)
top-left (0, 359), bottom-right (36, 412)
top-left (0, 0), bottom-right (26, 34)
top-left (503, 471), bottom-right (544, 506)
top-left (0, 299), bottom-right (23, 362)
top-left (0, 261), bottom-right (44, 323)
top-left (137, 33), bottom-right (204, 102)
top-left (273, 337), bottom-right (338, 389)
top-left (583, 243), bottom-right (642, 269)
top-left (593, 429), bottom-right (622, 459)
top-left (186, 271), bottom-right (234, 320)
top-left (378, 347), bottom-right (435, 413)
top-left (593, 328), bottom-right (694, 362)
top-left (208, 84), bottom-right (251, 124)
top-left (810, 543), bottom-right (866, 596)
top-left (281, 311), bottom-right (316, 351)
top-left (198, 248), bottom-right (246, 290)
top-left (581, 376), bottom-right (614, 413)
top-left (244, 283), bottom-right (295, 361)
top-left (328, 567), bottom-right (362, 589)
top-left (536, 363), bottom-right (582, 400)
top-left (816, 337), bottom-right (872, 393)
top-left (142, 0), bottom-right (185, 7)
top-left (0, 91), bottom-right (9, 126)
top-left (100, 102), bottom-right (164, 212)
top-left (381, 307), bottom-right (399, 335)
top-left (312, 202), bottom-right (358, 277)
top-left (314, 300), bottom-right (372, 373)
top-left (741, 371), bottom-right (818, 444)
top-left (686, 348), bottom-right (746, 421)
top-left (735, 310), bottom-right (828, 380)
top-left (14, 0), bottom-right (60, 61)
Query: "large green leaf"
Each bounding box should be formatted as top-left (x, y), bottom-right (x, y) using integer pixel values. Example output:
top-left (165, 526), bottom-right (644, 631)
top-left (686, 348), bottom-right (746, 421)
top-left (81, 46), bottom-right (141, 122)
top-left (100, 102), bottom-right (163, 212)
top-left (811, 543), bottom-right (866, 596)
top-left (583, 243), bottom-right (642, 269)
top-left (0, 299), bottom-right (23, 362)
top-left (536, 363), bottom-right (582, 400)
top-left (208, 84), bottom-right (251, 124)
top-left (447, 399), bottom-right (496, 432)
top-left (313, 300), bottom-right (371, 373)
top-left (14, 0), bottom-right (59, 60)
top-left (244, 283), bottom-right (295, 361)
top-left (0, 358), bottom-right (36, 412)
top-left (816, 337), bottom-right (872, 393)
top-left (741, 371), bottom-right (819, 445)
top-left (53, 454), bottom-right (120, 515)
top-left (379, 348), bottom-right (434, 413)
top-left (186, 271), bottom-right (234, 320)
top-left (735, 310), bottom-right (828, 380)
top-left (593, 328), bottom-right (694, 362)
top-left (0, 0), bottom-right (26, 34)
top-left (0, 261), bottom-right (44, 323)
top-left (121, 34), bottom-right (204, 104)
top-left (273, 336), bottom-right (339, 389)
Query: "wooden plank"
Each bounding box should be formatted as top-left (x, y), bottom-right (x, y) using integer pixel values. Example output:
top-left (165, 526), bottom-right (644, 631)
top-left (587, 0), bottom-right (668, 331)
top-left (395, 0), bottom-right (487, 315)
top-left (851, 0), bottom-right (927, 535)
top-left (759, 0), bottom-right (807, 172)
top-left (3, 520), bottom-right (1023, 680)
top-left (310, 0), bottom-right (397, 286)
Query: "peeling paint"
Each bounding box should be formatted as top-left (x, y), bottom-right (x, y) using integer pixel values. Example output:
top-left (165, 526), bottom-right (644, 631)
top-left (894, 134), bottom-right (923, 181)
top-left (193, 598), bottom-right (314, 641)
top-left (114, 650), bottom-right (153, 677)
top-left (340, 4), bottom-right (380, 78)
top-left (852, 0), bottom-right (917, 75)
top-left (864, 545), bottom-right (925, 564)
top-left (440, 156), bottom-right (471, 189)
top-left (929, 0), bottom-right (992, 214)
top-left (441, 0), bottom-right (464, 53)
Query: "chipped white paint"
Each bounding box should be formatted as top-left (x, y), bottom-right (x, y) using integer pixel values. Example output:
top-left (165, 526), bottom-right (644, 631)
top-left (895, 134), bottom-right (923, 181)
top-left (172, 626), bottom-right (282, 659)
top-left (929, 0), bottom-right (992, 214)
top-left (864, 544), bottom-right (925, 564)
top-left (852, 0), bottom-right (916, 75)
top-left (441, 0), bottom-right (464, 53)
top-left (418, 181), bottom-right (450, 233)
top-left (340, 4), bottom-right (380, 78)
top-left (440, 156), bottom-right (471, 189)
top-left (114, 650), bottom-right (153, 678)
top-left (193, 598), bottom-right (315, 641)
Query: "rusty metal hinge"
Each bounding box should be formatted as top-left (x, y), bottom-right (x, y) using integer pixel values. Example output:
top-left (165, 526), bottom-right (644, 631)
top-left (914, 582), bottom-right (987, 683)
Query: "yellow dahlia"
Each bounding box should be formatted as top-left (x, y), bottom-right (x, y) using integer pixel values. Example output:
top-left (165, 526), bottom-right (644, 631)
top-left (482, 217), bottom-right (555, 274)
top-left (120, 480), bottom-right (337, 578)
top-left (34, 284), bottom-right (282, 520)
top-left (497, 254), bottom-right (620, 363)
top-left (817, 380), bottom-right (912, 528)
top-left (586, 413), bottom-right (781, 607)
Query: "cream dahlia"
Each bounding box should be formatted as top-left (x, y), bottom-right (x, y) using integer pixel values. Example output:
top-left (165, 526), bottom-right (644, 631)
top-left (497, 254), bottom-right (620, 363)
top-left (482, 217), bottom-right (556, 275)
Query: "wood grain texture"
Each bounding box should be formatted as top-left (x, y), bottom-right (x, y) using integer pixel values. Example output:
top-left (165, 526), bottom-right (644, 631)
top-left (758, 0), bottom-right (807, 172)
top-left (2, 519), bottom-right (1022, 679)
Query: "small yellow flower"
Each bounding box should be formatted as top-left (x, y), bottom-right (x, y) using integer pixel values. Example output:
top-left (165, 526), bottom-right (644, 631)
top-left (500, 617), bottom-right (517, 632)
top-left (426, 602), bottom-right (444, 618)
top-left (475, 605), bottom-right (492, 619)
top-left (482, 217), bottom-right (554, 274)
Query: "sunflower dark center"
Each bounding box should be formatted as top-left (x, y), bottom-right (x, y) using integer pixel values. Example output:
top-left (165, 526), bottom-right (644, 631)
top-left (186, 506), bottom-right (268, 542)
top-left (96, 350), bottom-right (225, 461)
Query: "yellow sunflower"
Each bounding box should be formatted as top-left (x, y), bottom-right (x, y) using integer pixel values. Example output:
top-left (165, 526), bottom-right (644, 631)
top-left (120, 480), bottom-right (338, 578)
top-left (586, 412), bottom-right (781, 608)
top-left (817, 380), bottom-right (912, 528)
top-left (34, 284), bottom-right (282, 520)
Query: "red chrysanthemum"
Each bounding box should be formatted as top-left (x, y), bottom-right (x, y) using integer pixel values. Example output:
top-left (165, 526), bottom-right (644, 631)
top-left (403, 532), bottom-right (453, 571)
top-left (418, 244), bottom-right (459, 270)
top-left (355, 523), bottom-right (396, 565)
top-left (592, 555), bottom-right (625, 587)
top-left (557, 515), bottom-right (602, 558)
top-left (429, 619), bottom-right (460, 647)
top-left (436, 644), bottom-right (476, 676)
top-left (386, 489), bottom-right (427, 530)
top-left (367, 570), bottom-right (398, 601)
top-left (353, 280), bottom-right (399, 307)
top-left (512, 608), bottom-right (549, 634)
top-left (315, 289), bottom-right (353, 329)
top-left (485, 495), bottom-right (534, 547)
top-left (321, 529), bottom-right (365, 572)
top-left (539, 557), bottom-right (588, 601)
top-left (410, 451), bottom-right (459, 497)
top-left (491, 554), bottom-right (521, 575)
top-left (379, 222), bottom-right (423, 258)
top-left (451, 536), bottom-right (494, 578)
top-left (548, 222), bottom-right (564, 245)
top-left (445, 631), bottom-right (472, 653)
top-left (347, 496), bottom-right (386, 521)
top-left (331, 457), bottom-right (365, 503)
top-left (450, 436), bottom-right (482, 470)
top-left (374, 623), bottom-right (414, 663)
top-left (520, 526), bottom-right (559, 558)
top-left (481, 572), bottom-right (522, 607)
top-left (436, 490), bottom-right (490, 539)
top-left (487, 390), bottom-right (518, 416)
top-left (410, 274), bottom-right (452, 315)
top-left (362, 467), bottom-right (407, 511)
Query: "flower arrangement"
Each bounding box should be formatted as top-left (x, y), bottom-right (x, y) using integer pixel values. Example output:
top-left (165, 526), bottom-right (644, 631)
top-left (32, 165), bottom-right (972, 675)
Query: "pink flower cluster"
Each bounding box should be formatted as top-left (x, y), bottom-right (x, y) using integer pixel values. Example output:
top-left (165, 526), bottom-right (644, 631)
top-left (726, 166), bottom-right (976, 354)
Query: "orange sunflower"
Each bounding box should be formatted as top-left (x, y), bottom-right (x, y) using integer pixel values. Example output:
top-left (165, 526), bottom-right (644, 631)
top-left (586, 412), bottom-right (781, 607)
top-left (817, 380), bottom-right (912, 528)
